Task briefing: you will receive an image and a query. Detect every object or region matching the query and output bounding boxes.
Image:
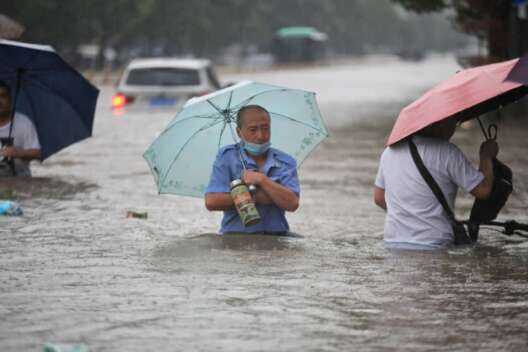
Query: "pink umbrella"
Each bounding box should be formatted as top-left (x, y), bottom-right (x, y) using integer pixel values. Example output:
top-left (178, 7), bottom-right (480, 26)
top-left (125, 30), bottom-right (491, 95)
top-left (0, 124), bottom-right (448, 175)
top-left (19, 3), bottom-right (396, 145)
top-left (386, 56), bottom-right (528, 146)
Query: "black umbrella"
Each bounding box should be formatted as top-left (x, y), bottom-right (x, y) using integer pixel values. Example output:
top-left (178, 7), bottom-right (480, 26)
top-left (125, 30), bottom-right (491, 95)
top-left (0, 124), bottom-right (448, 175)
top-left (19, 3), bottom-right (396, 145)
top-left (0, 39), bottom-right (99, 160)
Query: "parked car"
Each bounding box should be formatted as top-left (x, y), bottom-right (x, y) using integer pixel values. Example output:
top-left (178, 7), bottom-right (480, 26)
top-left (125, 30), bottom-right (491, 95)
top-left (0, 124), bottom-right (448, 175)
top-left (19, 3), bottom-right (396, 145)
top-left (112, 58), bottom-right (221, 109)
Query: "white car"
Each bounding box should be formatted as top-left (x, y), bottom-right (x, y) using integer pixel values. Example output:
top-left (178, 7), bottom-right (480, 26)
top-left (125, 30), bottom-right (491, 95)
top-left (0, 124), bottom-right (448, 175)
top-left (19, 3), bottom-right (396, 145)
top-left (112, 58), bottom-right (221, 109)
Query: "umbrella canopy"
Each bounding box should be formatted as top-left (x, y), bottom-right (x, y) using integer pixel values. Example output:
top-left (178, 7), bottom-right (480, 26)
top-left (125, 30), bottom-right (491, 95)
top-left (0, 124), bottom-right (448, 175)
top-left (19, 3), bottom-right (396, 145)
top-left (144, 80), bottom-right (329, 197)
top-left (386, 55), bottom-right (528, 146)
top-left (0, 39), bottom-right (99, 159)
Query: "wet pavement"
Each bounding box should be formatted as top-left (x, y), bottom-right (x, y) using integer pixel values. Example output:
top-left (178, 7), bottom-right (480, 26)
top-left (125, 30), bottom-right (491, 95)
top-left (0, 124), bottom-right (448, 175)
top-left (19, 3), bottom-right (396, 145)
top-left (1, 54), bottom-right (528, 351)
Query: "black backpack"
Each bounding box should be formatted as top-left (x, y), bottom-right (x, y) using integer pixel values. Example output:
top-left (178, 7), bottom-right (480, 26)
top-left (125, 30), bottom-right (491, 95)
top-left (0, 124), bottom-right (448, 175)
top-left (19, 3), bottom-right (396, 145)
top-left (468, 158), bottom-right (513, 229)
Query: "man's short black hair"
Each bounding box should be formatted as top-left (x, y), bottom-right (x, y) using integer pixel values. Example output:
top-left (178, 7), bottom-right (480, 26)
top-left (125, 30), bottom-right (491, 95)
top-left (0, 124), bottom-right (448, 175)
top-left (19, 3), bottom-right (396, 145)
top-left (0, 80), bottom-right (11, 95)
top-left (236, 105), bottom-right (270, 128)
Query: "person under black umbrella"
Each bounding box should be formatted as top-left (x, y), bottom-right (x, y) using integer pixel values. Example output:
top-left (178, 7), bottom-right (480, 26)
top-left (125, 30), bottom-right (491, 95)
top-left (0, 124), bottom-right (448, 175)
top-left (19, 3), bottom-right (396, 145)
top-left (0, 40), bottom-right (98, 166)
top-left (0, 80), bottom-right (41, 177)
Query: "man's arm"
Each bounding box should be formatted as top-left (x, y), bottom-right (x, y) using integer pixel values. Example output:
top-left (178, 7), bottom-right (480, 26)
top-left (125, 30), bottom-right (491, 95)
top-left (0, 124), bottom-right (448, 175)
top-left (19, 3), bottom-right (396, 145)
top-left (374, 186), bottom-right (387, 210)
top-left (243, 170), bottom-right (299, 212)
top-left (205, 192), bottom-right (234, 211)
top-left (0, 146), bottom-right (41, 161)
top-left (470, 139), bottom-right (498, 200)
top-left (205, 187), bottom-right (274, 211)
top-left (204, 152), bottom-right (233, 212)
top-left (254, 189), bottom-right (273, 205)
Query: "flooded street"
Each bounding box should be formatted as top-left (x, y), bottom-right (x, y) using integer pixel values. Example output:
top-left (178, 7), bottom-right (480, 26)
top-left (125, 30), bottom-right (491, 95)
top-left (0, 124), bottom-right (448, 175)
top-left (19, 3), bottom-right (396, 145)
top-left (2, 54), bottom-right (528, 351)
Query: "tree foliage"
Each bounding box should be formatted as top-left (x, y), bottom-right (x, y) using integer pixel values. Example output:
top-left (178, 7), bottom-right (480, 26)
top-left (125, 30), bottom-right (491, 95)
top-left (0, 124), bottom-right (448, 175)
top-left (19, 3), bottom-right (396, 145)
top-left (391, 0), bottom-right (514, 60)
top-left (390, 0), bottom-right (448, 13)
top-left (3, 0), bottom-right (469, 67)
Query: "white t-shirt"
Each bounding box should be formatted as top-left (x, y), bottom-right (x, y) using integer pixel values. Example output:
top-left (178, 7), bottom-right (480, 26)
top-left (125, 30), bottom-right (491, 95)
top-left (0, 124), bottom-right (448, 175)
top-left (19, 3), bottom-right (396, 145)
top-left (375, 136), bottom-right (484, 248)
top-left (0, 112), bottom-right (41, 176)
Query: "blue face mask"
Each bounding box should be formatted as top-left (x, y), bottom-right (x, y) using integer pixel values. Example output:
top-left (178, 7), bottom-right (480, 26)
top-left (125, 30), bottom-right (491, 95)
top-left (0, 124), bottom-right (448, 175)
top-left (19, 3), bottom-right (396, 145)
top-left (242, 140), bottom-right (271, 156)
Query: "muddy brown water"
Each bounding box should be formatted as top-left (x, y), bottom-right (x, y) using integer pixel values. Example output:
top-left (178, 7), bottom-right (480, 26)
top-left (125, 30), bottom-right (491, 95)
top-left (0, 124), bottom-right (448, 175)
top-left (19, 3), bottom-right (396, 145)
top-left (1, 55), bottom-right (528, 351)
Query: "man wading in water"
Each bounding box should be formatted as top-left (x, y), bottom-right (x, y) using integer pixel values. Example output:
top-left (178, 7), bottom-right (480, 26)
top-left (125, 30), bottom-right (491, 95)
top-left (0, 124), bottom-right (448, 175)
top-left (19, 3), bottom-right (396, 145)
top-left (204, 105), bottom-right (300, 235)
top-left (374, 117), bottom-right (498, 249)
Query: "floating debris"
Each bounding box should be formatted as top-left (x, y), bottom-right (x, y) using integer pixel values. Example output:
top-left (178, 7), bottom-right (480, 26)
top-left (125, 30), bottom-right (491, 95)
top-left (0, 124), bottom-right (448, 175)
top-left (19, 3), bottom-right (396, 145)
top-left (43, 342), bottom-right (89, 352)
top-left (126, 210), bottom-right (148, 219)
top-left (0, 200), bottom-right (23, 216)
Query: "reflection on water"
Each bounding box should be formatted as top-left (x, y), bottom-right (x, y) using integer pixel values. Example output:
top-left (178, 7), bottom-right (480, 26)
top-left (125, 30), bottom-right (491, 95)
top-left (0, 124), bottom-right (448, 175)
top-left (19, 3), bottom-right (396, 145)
top-left (2, 55), bottom-right (528, 351)
top-left (149, 234), bottom-right (304, 277)
top-left (0, 177), bottom-right (98, 200)
top-left (153, 233), bottom-right (302, 258)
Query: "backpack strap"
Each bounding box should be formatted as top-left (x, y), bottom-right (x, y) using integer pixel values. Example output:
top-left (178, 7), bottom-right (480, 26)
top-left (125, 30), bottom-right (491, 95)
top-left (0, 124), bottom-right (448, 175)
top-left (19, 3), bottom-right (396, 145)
top-left (408, 138), bottom-right (457, 222)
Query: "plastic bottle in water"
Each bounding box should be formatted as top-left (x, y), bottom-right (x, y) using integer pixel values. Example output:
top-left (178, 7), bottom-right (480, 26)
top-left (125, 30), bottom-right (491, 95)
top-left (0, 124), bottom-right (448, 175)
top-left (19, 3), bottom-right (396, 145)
top-left (43, 343), bottom-right (89, 352)
top-left (0, 200), bottom-right (23, 216)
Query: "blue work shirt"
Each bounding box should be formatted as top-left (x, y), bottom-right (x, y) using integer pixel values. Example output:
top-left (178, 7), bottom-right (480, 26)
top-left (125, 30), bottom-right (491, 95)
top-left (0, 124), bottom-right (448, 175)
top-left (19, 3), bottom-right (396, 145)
top-left (205, 143), bottom-right (300, 234)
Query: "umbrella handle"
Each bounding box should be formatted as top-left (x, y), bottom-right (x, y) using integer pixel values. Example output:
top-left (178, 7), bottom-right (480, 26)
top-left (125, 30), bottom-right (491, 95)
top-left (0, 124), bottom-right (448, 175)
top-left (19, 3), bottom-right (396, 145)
top-left (487, 124), bottom-right (497, 140)
top-left (476, 117), bottom-right (498, 141)
top-left (8, 68), bottom-right (25, 140)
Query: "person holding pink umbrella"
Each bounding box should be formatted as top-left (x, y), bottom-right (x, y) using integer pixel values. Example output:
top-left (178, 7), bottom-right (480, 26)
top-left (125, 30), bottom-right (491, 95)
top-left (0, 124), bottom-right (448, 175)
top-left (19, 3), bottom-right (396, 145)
top-left (374, 118), bottom-right (498, 250)
top-left (372, 55), bottom-right (528, 250)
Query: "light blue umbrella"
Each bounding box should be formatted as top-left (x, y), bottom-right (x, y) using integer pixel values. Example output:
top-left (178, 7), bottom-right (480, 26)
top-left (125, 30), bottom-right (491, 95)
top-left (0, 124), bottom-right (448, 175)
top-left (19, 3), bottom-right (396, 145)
top-left (143, 80), bottom-right (329, 197)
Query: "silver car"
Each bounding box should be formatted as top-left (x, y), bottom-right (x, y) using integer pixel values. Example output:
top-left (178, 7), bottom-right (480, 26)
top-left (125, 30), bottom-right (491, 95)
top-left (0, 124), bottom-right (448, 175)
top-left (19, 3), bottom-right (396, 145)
top-left (112, 58), bottom-right (221, 109)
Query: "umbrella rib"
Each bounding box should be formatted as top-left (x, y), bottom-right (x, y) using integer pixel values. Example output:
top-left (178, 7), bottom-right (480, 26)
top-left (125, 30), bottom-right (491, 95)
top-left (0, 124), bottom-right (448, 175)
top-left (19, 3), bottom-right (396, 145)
top-left (18, 86), bottom-right (46, 154)
top-left (205, 97), bottom-right (234, 131)
top-left (206, 99), bottom-right (223, 114)
top-left (268, 110), bottom-right (329, 135)
top-left (159, 118), bottom-right (224, 187)
top-left (176, 112), bottom-right (223, 123)
top-left (229, 88), bottom-right (289, 111)
top-left (218, 120), bottom-right (227, 150)
top-left (158, 113), bottom-right (223, 138)
top-left (226, 91), bottom-right (234, 111)
top-left (166, 113), bottom-right (220, 126)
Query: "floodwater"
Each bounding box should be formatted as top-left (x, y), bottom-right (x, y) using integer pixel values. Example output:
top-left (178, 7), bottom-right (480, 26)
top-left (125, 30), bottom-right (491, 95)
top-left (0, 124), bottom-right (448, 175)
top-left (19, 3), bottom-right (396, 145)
top-left (2, 54), bottom-right (528, 351)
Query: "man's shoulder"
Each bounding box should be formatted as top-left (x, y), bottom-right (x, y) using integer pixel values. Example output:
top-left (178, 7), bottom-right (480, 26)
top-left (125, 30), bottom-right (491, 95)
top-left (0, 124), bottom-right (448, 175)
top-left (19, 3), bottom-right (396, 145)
top-left (270, 148), bottom-right (296, 167)
top-left (217, 143), bottom-right (237, 154)
top-left (427, 138), bottom-right (465, 159)
top-left (414, 136), bottom-right (461, 154)
top-left (415, 135), bottom-right (452, 148)
top-left (14, 112), bottom-right (31, 121)
top-left (215, 144), bottom-right (239, 161)
top-left (13, 112), bottom-right (35, 128)
top-left (415, 137), bottom-right (470, 171)
top-left (382, 143), bottom-right (405, 160)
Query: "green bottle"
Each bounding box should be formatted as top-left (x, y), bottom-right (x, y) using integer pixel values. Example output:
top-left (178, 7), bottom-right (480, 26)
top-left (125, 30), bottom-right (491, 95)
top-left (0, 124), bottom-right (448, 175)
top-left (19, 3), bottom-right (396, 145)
top-left (230, 179), bottom-right (261, 227)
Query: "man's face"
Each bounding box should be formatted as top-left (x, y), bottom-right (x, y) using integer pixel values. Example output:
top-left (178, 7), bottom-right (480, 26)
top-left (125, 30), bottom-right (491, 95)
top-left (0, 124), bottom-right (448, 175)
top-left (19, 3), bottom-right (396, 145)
top-left (237, 109), bottom-right (271, 144)
top-left (0, 87), bottom-right (12, 117)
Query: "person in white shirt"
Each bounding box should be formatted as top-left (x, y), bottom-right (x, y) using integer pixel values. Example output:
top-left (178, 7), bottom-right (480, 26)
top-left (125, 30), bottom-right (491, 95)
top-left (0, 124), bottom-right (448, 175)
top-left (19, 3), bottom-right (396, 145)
top-left (374, 117), bottom-right (498, 249)
top-left (0, 81), bottom-right (41, 177)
